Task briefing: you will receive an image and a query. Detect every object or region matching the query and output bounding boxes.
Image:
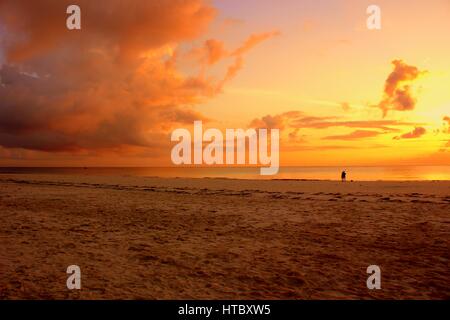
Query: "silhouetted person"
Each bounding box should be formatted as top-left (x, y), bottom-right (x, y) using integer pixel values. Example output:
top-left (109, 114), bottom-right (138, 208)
top-left (341, 170), bottom-right (346, 182)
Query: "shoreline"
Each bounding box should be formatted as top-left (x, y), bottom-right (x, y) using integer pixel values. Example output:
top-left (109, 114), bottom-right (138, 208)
top-left (1, 165), bottom-right (450, 183)
top-left (1, 172), bottom-right (450, 183)
top-left (1, 174), bottom-right (450, 193)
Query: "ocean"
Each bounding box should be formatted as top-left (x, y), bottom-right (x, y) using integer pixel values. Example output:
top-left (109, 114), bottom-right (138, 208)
top-left (1, 166), bottom-right (450, 181)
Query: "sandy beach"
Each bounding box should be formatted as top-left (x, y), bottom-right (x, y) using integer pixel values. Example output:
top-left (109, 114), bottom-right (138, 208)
top-left (0, 173), bottom-right (449, 299)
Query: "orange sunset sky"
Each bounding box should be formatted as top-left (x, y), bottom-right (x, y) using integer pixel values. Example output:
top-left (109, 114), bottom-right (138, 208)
top-left (0, 0), bottom-right (449, 166)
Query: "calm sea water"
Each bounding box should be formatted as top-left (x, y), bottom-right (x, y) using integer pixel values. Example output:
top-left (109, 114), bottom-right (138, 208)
top-left (1, 166), bottom-right (450, 181)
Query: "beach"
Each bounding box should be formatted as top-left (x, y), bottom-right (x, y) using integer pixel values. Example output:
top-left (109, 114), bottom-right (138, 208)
top-left (0, 173), bottom-right (449, 299)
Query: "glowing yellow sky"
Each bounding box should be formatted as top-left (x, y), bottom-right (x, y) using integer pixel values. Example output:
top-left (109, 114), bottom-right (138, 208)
top-left (193, 0), bottom-right (450, 165)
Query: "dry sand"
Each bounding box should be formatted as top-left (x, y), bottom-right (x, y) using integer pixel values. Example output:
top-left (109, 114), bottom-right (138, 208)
top-left (0, 173), bottom-right (449, 299)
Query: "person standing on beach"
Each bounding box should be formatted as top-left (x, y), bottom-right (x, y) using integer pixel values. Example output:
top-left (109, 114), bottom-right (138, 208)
top-left (341, 170), bottom-right (347, 182)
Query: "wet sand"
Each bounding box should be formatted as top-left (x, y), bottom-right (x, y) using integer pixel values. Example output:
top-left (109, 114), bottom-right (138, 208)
top-left (0, 174), bottom-right (449, 299)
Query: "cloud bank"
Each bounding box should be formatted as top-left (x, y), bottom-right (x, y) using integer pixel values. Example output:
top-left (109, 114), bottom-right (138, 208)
top-left (0, 0), bottom-right (275, 156)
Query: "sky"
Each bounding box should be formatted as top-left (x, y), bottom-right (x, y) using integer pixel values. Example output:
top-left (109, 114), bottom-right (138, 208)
top-left (0, 0), bottom-right (449, 167)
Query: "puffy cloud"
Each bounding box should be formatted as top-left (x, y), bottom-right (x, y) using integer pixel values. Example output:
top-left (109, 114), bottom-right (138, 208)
top-left (0, 0), bottom-right (274, 154)
top-left (0, 51), bottom-right (213, 152)
top-left (322, 130), bottom-right (382, 141)
top-left (0, 0), bottom-right (216, 62)
top-left (394, 127), bottom-right (427, 140)
top-left (377, 60), bottom-right (426, 117)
